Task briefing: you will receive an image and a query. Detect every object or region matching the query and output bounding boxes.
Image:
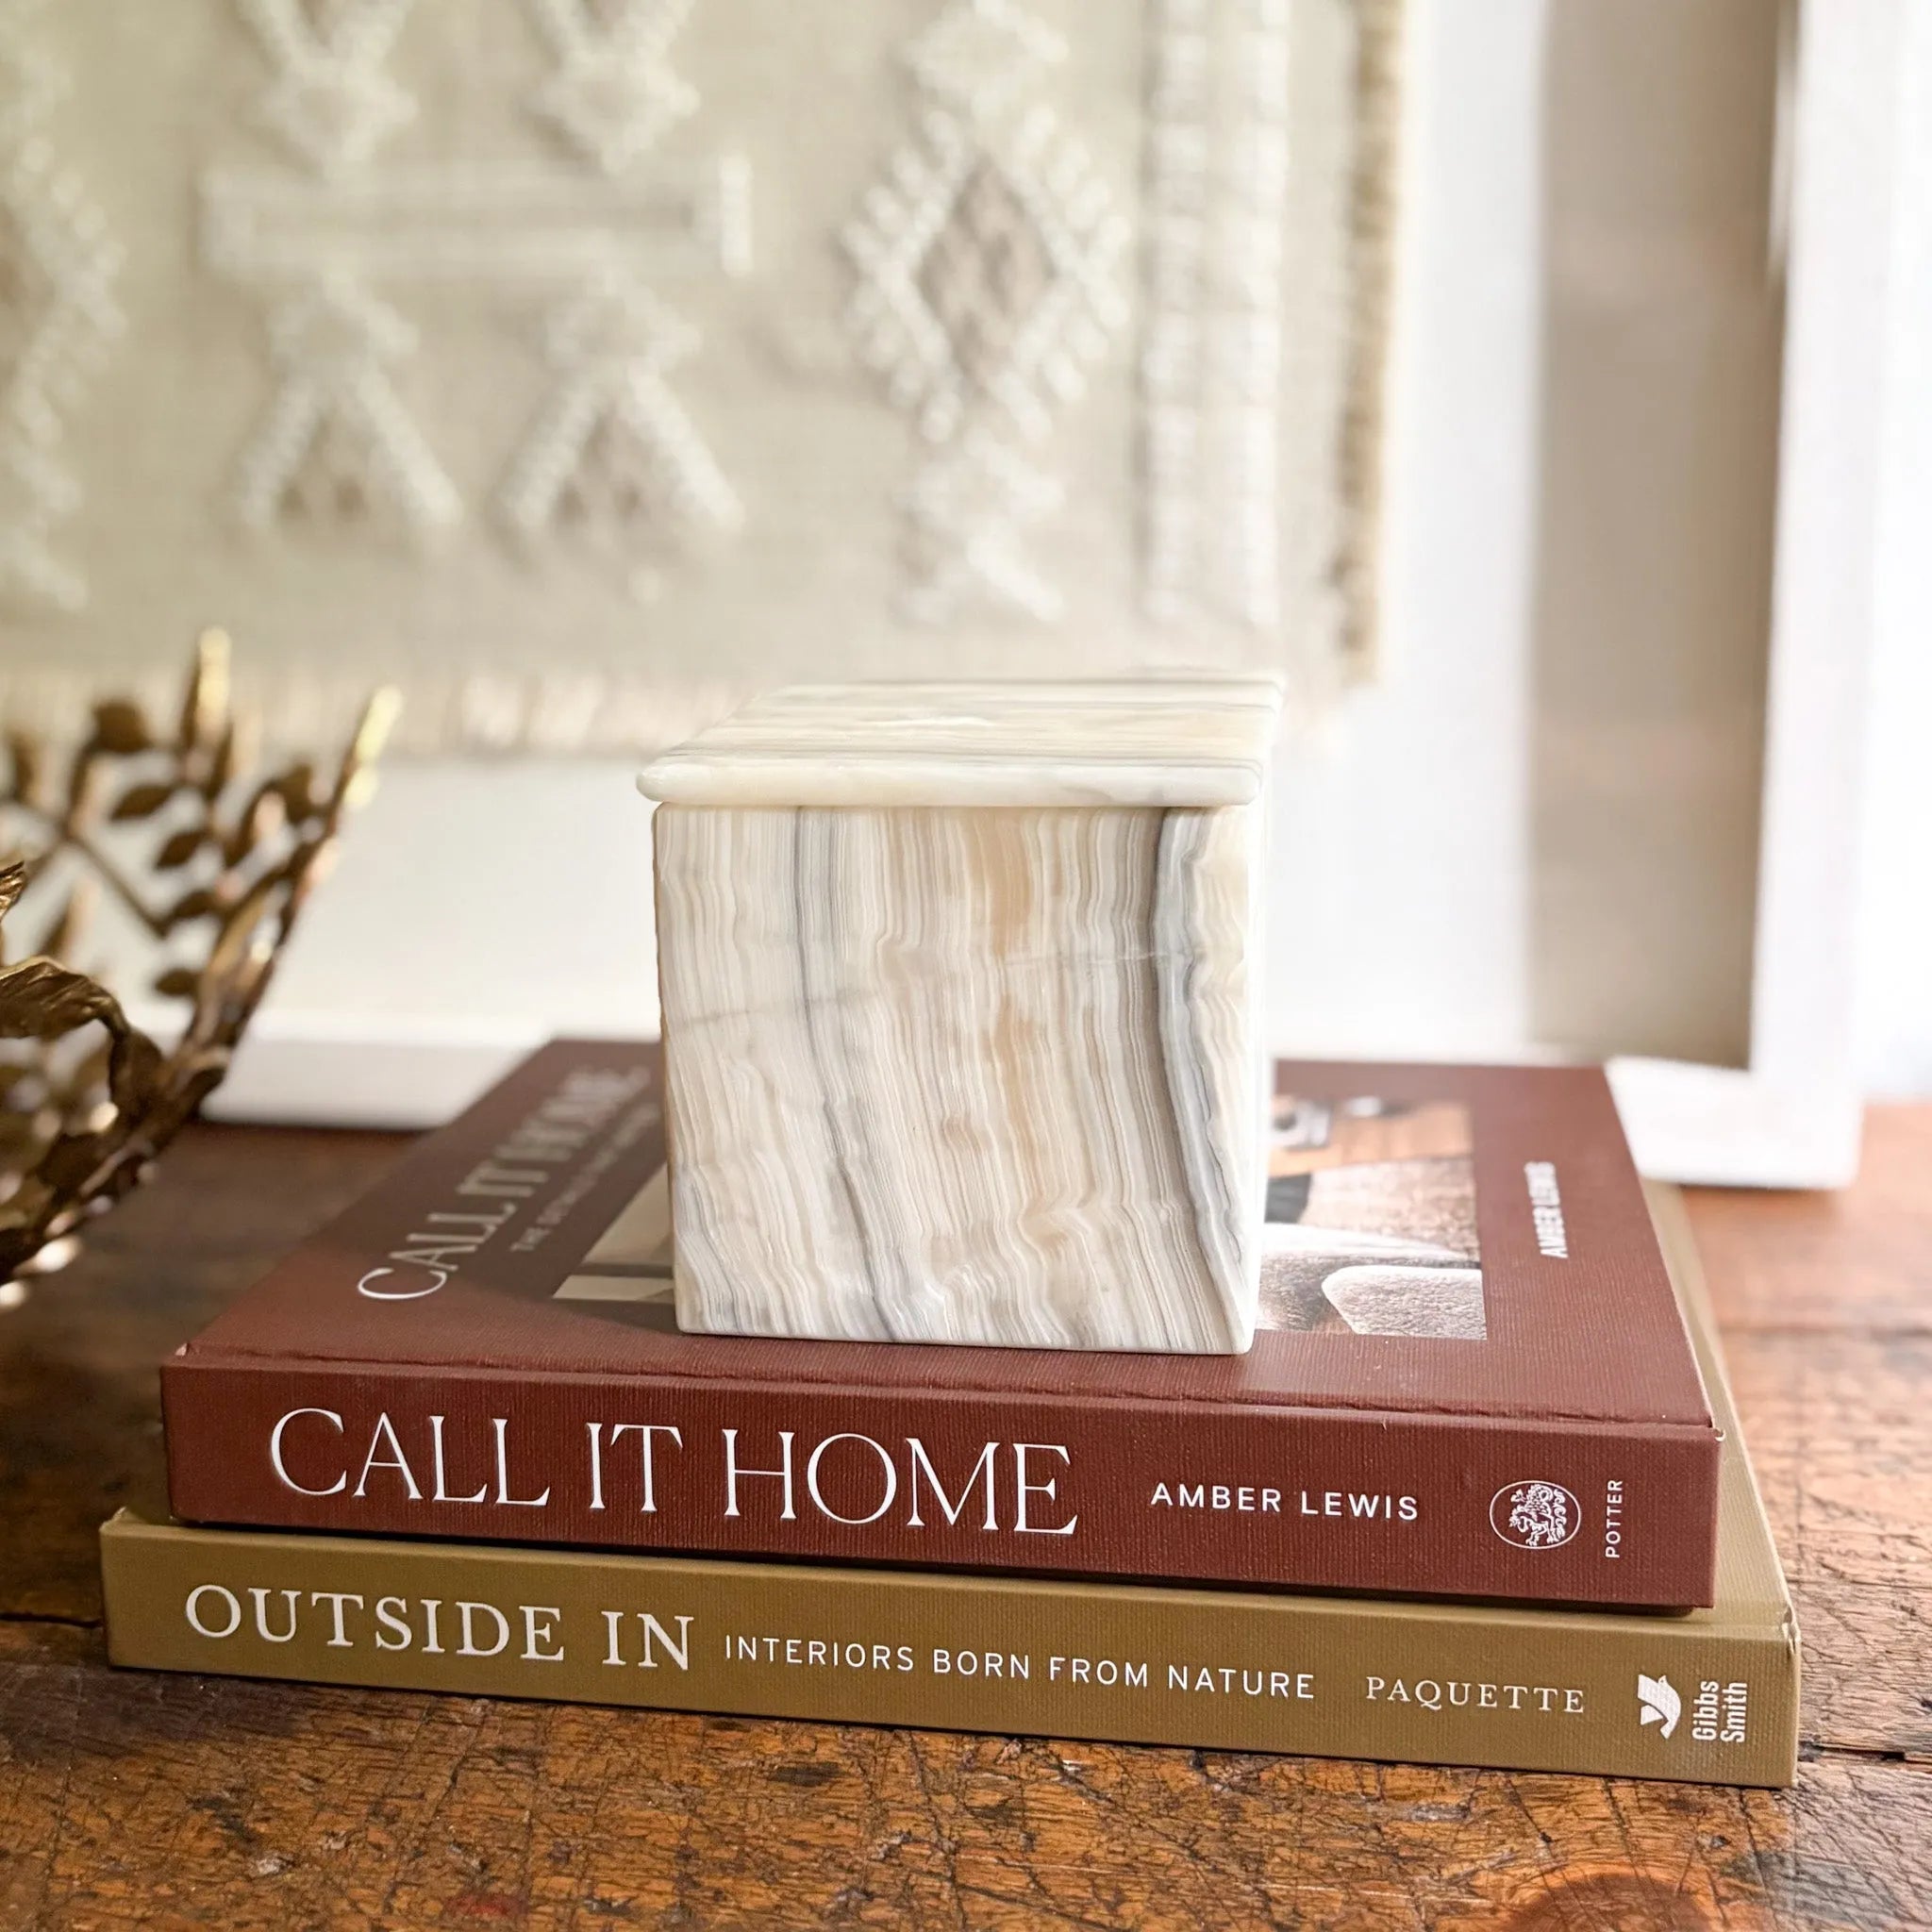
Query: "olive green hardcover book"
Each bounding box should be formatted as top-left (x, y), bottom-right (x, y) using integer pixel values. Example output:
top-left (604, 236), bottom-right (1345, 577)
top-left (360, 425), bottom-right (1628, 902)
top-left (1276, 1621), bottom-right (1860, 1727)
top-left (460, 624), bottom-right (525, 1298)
top-left (103, 1188), bottom-right (1796, 1787)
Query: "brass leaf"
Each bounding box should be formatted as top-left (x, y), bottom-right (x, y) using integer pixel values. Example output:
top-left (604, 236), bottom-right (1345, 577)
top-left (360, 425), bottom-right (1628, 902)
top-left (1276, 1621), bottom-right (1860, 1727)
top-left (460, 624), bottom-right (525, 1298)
top-left (0, 632), bottom-right (396, 1293)
top-left (275, 762), bottom-right (318, 821)
top-left (39, 1132), bottom-right (108, 1196)
top-left (222, 789), bottom-right (286, 867)
top-left (109, 781), bottom-right (176, 823)
top-left (0, 957), bottom-right (124, 1041)
top-left (6, 736), bottom-right (42, 810)
top-left (163, 886), bottom-right (216, 926)
top-left (155, 827), bottom-right (205, 871)
top-left (202, 723), bottom-right (240, 800)
top-left (92, 700), bottom-right (153, 756)
top-left (108, 1027), bottom-right (164, 1116)
top-left (64, 747), bottom-right (102, 820)
top-left (178, 629), bottom-right (232, 751)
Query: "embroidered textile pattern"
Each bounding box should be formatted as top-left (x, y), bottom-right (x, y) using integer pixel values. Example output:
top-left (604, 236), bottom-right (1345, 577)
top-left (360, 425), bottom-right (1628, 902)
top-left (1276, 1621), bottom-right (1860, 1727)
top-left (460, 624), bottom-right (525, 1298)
top-left (903, 0), bottom-right (1063, 123)
top-left (237, 0), bottom-right (419, 176)
top-left (902, 424), bottom-right (1063, 624)
top-left (211, 0), bottom-right (742, 560)
top-left (1334, 0), bottom-right (1404, 673)
top-left (525, 0), bottom-right (699, 175)
top-left (843, 0), bottom-right (1126, 622)
top-left (201, 162), bottom-right (750, 285)
top-left (0, 0), bottom-right (121, 613)
top-left (235, 278), bottom-right (459, 534)
top-left (0, 2), bottom-right (1403, 755)
top-left (498, 272), bottom-right (741, 556)
top-left (1141, 0), bottom-right (1291, 634)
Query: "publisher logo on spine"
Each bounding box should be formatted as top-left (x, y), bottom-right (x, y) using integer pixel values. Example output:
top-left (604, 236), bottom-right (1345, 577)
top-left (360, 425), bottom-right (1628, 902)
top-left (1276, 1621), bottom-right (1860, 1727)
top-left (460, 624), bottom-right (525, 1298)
top-left (1637, 1673), bottom-right (1681, 1740)
top-left (1489, 1479), bottom-right (1580, 1550)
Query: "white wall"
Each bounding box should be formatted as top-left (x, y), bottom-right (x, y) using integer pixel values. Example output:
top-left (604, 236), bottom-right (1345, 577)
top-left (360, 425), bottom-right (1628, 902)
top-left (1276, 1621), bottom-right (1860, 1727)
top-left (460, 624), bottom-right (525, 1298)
top-left (1263, 0), bottom-right (1540, 1064)
top-left (1853, 0), bottom-right (1932, 1100)
top-left (1857, 548), bottom-right (1932, 1099)
top-left (1857, 649), bottom-right (1932, 1100)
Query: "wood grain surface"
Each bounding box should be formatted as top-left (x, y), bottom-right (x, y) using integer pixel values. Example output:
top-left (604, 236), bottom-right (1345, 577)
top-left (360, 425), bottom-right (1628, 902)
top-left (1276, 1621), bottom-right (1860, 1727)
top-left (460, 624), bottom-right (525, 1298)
top-left (2, 1113), bottom-right (1928, 1930)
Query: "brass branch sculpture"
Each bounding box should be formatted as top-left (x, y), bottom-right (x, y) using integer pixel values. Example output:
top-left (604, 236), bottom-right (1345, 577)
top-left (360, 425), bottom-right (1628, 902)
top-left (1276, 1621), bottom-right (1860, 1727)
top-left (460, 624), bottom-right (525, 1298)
top-left (0, 632), bottom-right (397, 1294)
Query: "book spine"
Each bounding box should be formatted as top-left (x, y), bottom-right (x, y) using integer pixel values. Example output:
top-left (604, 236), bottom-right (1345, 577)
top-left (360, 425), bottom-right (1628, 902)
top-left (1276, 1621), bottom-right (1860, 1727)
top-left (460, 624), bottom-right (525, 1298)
top-left (100, 1513), bottom-right (1797, 1788)
top-left (161, 1359), bottom-right (1721, 1607)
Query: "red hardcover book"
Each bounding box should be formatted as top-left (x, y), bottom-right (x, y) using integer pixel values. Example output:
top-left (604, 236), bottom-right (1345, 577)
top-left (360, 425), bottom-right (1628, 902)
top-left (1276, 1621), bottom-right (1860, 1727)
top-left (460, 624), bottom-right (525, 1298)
top-left (162, 1041), bottom-right (1721, 1607)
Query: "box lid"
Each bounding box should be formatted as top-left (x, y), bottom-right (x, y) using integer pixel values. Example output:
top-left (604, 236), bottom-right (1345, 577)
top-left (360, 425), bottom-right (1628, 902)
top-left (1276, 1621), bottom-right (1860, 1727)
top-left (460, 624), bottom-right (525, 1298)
top-left (636, 677), bottom-right (1285, 808)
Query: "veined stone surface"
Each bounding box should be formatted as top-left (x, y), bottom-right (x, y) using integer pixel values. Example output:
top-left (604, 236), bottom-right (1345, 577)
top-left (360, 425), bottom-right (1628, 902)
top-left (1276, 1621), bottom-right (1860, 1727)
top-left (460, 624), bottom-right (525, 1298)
top-left (644, 679), bottom-right (1278, 1352)
top-left (636, 678), bottom-right (1283, 808)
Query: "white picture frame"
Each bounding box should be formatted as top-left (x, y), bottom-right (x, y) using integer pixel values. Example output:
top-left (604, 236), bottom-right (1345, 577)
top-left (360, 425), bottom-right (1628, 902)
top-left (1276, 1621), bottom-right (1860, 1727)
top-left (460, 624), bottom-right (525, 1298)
top-left (1608, 0), bottom-right (1915, 1187)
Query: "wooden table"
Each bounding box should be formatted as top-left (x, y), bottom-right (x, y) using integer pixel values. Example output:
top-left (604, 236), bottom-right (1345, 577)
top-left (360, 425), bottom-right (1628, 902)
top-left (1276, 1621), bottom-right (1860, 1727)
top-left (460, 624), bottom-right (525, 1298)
top-left (3, 1114), bottom-right (1927, 1930)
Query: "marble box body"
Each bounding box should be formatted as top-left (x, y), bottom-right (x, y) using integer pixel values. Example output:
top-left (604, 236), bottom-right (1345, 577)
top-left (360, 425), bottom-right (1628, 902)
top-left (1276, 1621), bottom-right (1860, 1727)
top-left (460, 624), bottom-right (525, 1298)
top-left (639, 679), bottom-right (1282, 1353)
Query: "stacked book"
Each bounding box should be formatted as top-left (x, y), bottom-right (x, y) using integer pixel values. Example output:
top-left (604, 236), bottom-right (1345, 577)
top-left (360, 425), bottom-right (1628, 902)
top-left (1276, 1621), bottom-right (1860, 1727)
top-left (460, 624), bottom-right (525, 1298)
top-left (103, 1041), bottom-right (1798, 1786)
